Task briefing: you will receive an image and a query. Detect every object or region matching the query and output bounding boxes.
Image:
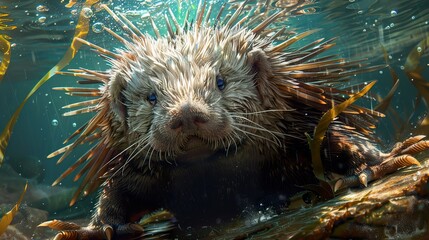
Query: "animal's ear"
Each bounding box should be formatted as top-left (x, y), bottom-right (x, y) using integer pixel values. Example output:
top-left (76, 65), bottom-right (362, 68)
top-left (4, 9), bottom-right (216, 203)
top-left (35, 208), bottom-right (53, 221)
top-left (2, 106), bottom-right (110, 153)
top-left (247, 48), bottom-right (274, 108)
top-left (109, 72), bottom-right (128, 122)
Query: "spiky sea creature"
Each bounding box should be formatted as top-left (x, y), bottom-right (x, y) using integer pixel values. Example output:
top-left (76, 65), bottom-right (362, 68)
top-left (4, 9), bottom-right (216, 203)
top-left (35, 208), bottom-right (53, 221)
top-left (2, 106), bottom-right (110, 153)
top-left (40, 1), bottom-right (428, 239)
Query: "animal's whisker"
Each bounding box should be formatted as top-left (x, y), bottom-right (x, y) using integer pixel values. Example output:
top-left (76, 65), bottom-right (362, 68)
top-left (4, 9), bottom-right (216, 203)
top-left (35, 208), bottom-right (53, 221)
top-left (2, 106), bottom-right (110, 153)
top-left (233, 122), bottom-right (282, 145)
top-left (107, 141), bottom-right (145, 181)
top-left (231, 114), bottom-right (282, 134)
top-left (232, 114), bottom-right (305, 141)
top-left (128, 137), bottom-right (154, 168)
top-left (128, 135), bottom-right (150, 160)
top-left (231, 113), bottom-right (283, 142)
top-left (232, 109), bottom-right (295, 115)
top-left (231, 125), bottom-right (277, 145)
top-left (108, 135), bottom-right (153, 181)
top-left (148, 148), bottom-right (156, 172)
top-left (101, 140), bottom-right (140, 171)
top-left (141, 142), bottom-right (154, 168)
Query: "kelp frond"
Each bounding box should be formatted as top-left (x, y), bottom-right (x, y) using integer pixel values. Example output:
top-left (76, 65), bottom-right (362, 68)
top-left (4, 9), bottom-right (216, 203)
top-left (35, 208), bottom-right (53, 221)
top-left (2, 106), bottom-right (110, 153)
top-left (0, 183), bottom-right (27, 235)
top-left (305, 81), bottom-right (377, 197)
top-left (0, 0), bottom-right (100, 167)
top-left (0, 6), bottom-right (16, 81)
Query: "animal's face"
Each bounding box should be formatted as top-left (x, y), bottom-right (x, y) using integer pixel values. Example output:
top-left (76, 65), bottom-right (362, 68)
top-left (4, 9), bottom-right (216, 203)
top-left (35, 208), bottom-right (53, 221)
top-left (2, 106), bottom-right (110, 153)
top-left (107, 26), bottom-right (278, 162)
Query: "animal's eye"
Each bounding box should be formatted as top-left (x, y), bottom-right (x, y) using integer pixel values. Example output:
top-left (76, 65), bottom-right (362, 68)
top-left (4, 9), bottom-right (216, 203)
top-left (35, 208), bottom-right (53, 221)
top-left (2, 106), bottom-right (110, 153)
top-left (216, 75), bottom-right (225, 90)
top-left (147, 92), bottom-right (157, 105)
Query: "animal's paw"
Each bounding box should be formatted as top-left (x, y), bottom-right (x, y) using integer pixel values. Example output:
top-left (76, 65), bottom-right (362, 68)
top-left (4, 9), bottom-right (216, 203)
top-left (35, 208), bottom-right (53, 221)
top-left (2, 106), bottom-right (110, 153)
top-left (335, 135), bottom-right (428, 191)
top-left (38, 220), bottom-right (144, 240)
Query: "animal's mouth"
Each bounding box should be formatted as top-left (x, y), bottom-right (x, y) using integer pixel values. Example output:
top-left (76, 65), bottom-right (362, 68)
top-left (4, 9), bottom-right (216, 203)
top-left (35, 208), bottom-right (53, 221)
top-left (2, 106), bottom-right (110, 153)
top-left (175, 136), bottom-right (219, 162)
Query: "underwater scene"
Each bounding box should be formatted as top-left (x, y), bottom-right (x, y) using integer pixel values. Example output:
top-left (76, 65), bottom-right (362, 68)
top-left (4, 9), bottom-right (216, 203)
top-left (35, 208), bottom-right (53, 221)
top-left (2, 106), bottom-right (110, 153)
top-left (1, 0), bottom-right (429, 239)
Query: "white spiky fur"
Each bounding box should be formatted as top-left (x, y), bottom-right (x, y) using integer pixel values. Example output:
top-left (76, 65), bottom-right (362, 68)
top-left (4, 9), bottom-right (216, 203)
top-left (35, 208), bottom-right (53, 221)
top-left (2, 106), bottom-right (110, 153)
top-left (106, 25), bottom-right (286, 165)
top-left (50, 2), bottom-right (380, 206)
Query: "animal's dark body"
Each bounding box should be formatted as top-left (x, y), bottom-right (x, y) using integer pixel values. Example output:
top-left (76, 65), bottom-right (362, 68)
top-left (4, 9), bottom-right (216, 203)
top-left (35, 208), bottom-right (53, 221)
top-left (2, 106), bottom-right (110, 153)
top-left (94, 129), bottom-right (378, 229)
top-left (44, 2), bottom-right (427, 239)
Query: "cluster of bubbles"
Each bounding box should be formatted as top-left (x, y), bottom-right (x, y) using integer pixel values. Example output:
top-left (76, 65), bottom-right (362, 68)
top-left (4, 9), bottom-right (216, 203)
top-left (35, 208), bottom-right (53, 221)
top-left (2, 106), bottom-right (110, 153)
top-left (36, 5), bottom-right (49, 23)
top-left (64, 0), bottom-right (169, 33)
top-left (385, 23), bottom-right (395, 30)
top-left (52, 120), bottom-right (77, 128)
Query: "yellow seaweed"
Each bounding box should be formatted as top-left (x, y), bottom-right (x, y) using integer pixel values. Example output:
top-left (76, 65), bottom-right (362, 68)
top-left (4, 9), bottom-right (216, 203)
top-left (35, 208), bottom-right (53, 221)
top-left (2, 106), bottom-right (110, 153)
top-left (139, 210), bottom-right (175, 226)
top-left (65, 0), bottom-right (78, 8)
top-left (0, 182), bottom-right (28, 235)
top-left (0, 8), bottom-right (16, 81)
top-left (0, 35), bottom-right (11, 81)
top-left (0, 0), bottom-right (100, 166)
top-left (306, 81), bottom-right (377, 183)
top-left (404, 36), bottom-right (429, 104)
top-left (403, 36), bottom-right (429, 136)
top-left (375, 46), bottom-right (399, 113)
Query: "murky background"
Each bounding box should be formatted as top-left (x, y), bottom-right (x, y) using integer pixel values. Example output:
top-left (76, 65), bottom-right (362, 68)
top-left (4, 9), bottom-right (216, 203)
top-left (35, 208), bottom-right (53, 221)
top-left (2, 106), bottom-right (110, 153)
top-left (0, 0), bottom-right (428, 239)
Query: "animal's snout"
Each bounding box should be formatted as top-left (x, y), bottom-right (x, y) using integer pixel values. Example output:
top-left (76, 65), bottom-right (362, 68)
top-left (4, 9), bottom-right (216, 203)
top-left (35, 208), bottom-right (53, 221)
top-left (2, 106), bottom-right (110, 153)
top-left (169, 103), bottom-right (210, 132)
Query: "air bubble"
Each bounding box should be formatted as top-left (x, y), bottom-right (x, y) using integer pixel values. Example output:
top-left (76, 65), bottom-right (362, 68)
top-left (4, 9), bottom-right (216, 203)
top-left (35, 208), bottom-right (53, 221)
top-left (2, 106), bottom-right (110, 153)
top-left (38, 16), bottom-right (47, 23)
top-left (92, 22), bottom-right (104, 33)
top-left (390, 10), bottom-right (397, 16)
top-left (51, 119), bottom-right (59, 126)
top-left (140, 10), bottom-right (150, 19)
top-left (72, 122), bottom-right (77, 128)
top-left (36, 5), bottom-right (49, 12)
top-left (82, 7), bottom-right (94, 18)
top-left (417, 47), bottom-right (422, 53)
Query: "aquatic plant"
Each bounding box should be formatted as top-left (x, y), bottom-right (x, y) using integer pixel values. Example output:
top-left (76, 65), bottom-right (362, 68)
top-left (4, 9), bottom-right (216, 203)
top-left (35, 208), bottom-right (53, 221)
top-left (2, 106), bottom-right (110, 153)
top-left (306, 81), bottom-right (377, 197)
top-left (374, 46), bottom-right (399, 114)
top-left (405, 36), bottom-right (429, 136)
top-left (0, 6), bottom-right (16, 81)
top-left (0, 183), bottom-right (27, 236)
top-left (0, 0), bottom-right (100, 166)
